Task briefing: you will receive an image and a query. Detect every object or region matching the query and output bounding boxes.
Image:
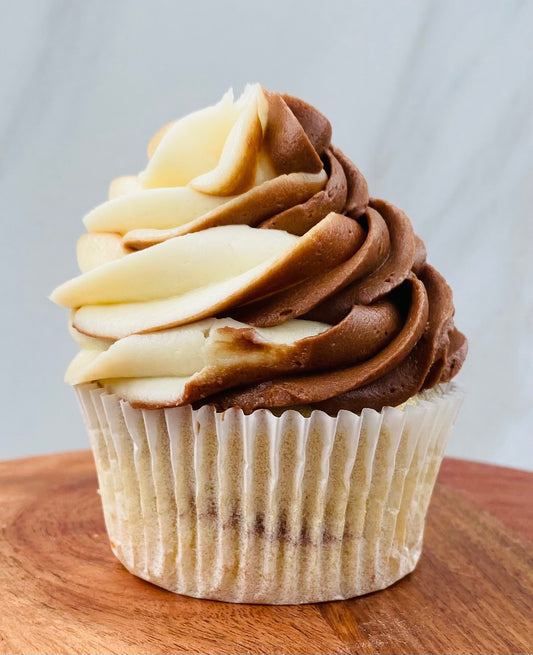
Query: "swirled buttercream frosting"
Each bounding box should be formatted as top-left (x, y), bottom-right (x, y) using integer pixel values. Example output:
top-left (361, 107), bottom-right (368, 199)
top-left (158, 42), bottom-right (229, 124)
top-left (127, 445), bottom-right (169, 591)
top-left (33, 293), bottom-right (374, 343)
top-left (51, 84), bottom-right (467, 413)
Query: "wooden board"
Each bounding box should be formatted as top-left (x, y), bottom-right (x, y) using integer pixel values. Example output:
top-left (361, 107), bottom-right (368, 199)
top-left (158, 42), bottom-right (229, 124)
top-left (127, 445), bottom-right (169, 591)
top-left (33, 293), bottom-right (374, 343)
top-left (0, 451), bottom-right (532, 655)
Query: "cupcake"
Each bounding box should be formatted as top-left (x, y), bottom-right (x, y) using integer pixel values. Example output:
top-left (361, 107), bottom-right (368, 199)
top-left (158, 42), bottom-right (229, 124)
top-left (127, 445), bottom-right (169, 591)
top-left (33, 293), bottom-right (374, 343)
top-left (51, 84), bottom-right (467, 604)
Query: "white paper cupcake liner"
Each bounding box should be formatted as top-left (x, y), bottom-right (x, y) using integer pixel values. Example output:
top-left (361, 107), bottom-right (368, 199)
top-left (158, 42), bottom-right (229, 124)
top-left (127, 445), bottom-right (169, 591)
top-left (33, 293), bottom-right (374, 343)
top-left (76, 383), bottom-right (463, 604)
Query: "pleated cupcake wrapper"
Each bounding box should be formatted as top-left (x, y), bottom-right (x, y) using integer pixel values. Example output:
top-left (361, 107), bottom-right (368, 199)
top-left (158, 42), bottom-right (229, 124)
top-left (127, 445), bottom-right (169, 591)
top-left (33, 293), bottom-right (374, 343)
top-left (76, 383), bottom-right (463, 604)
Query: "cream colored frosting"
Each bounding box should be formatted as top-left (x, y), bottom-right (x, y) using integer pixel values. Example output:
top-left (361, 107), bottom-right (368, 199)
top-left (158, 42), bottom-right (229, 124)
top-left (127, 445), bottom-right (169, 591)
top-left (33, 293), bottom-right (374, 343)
top-left (51, 85), bottom-right (331, 405)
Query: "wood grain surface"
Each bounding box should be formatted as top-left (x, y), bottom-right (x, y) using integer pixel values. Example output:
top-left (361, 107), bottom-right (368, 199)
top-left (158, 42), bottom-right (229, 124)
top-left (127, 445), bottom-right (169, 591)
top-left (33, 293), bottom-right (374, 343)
top-left (0, 451), bottom-right (532, 655)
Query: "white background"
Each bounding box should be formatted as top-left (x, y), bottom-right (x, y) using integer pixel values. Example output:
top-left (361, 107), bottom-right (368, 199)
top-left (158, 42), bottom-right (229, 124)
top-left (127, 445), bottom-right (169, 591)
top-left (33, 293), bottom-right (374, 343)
top-left (2, 0), bottom-right (532, 469)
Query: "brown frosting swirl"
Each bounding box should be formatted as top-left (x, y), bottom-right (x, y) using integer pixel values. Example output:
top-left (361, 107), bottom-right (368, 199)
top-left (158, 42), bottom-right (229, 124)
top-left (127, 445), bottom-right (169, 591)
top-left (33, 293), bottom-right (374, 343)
top-left (186, 93), bottom-right (467, 413)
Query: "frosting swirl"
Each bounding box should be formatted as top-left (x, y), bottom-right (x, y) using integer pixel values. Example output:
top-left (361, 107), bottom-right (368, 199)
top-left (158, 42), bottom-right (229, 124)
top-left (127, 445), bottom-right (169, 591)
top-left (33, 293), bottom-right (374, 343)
top-left (51, 84), bottom-right (467, 413)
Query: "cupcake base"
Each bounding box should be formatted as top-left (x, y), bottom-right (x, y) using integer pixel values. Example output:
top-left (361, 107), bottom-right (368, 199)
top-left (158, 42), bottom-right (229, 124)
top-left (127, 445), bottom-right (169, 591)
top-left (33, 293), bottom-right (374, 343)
top-left (76, 383), bottom-right (462, 604)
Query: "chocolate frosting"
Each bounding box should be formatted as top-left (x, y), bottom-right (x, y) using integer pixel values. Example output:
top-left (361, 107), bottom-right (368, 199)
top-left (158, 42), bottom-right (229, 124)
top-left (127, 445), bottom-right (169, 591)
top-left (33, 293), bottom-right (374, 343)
top-left (187, 93), bottom-right (467, 412)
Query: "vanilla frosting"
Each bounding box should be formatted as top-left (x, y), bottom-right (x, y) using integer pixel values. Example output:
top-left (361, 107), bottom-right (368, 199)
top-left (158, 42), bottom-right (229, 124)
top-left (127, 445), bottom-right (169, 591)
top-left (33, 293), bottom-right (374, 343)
top-left (51, 84), bottom-right (467, 412)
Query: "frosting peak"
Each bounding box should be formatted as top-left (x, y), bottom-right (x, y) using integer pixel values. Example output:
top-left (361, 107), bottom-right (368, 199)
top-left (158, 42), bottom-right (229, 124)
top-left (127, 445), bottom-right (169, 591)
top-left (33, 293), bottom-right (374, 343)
top-left (51, 85), bottom-right (467, 413)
